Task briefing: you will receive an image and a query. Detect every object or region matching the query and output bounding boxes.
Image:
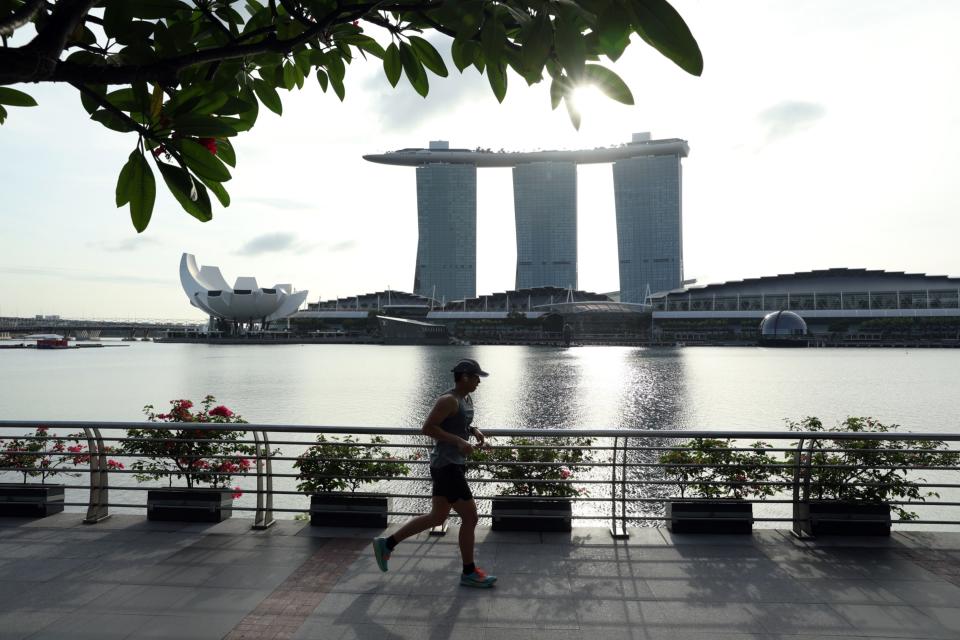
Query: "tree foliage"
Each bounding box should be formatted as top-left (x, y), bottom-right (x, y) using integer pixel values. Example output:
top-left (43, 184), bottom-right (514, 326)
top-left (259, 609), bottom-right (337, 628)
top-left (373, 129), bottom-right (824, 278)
top-left (0, 1), bottom-right (701, 231)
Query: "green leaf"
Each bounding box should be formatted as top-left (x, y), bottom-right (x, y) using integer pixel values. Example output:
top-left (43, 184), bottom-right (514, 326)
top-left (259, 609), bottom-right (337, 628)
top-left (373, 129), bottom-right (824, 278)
top-left (78, 84), bottom-right (107, 115)
top-left (170, 114), bottom-right (237, 137)
top-left (217, 138), bottom-right (237, 168)
top-left (199, 176), bottom-right (231, 207)
top-left (329, 72), bottom-right (345, 101)
top-left (128, 151), bottom-right (156, 233)
top-left (121, 0), bottom-right (191, 19)
top-left (0, 105), bottom-right (6, 125)
top-left (179, 138), bottom-right (231, 183)
top-left (0, 87), bottom-right (38, 108)
top-left (549, 75), bottom-right (569, 111)
top-left (597, 5), bottom-right (632, 62)
top-left (555, 12), bottom-right (586, 80)
top-left (116, 154), bottom-right (135, 207)
top-left (583, 65), bottom-right (634, 105)
top-left (626, 0), bottom-right (703, 76)
top-left (480, 14), bottom-right (506, 66)
top-left (316, 68), bottom-right (329, 92)
top-left (399, 42), bottom-right (429, 97)
top-left (487, 61), bottom-right (507, 103)
top-left (91, 109), bottom-right (136, 133)
top-left (157, 162), bottom-right (212, 222)
top-left (408, 36), bottom-right (448, 77)
top-left (282, 62), bottom-right (296, 90)
top-left (383, 43), bottom-right (402, 87)
top-left (252, 78), bottom-right (282, 115)
top-left (451, 39), bottom-right (478, 73)
top-left (520, 13), bottom-right (553, 76)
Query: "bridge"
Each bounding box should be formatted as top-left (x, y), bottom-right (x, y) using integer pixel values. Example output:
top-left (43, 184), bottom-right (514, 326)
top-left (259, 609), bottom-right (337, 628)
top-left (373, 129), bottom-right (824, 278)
top-left (0, 316), bottom-right (203, 339)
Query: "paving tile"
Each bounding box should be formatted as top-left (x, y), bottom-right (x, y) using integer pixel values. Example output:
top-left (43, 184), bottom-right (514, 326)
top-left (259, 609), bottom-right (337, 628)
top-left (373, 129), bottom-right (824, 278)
top-left (913, 607), bottom-right (960, 634)
top-left (872, 579), bottom-right (960, 606)
top-left (645, 576), bottom-right (815, 603)
top-left (829, 603), bottom-right (954, 638)
top-left (130, 612), bottom-right (246, 639)
top-left (0, 609), bottom-right (66, 640)
top-left (479, 595), bottom-right (579, 629)
top-left (569, 576), bottom-right (653, 600)
top-left (792, 577), bottom-right (904, 604)
top-left (168, 586), bottom-right (276, 613)
top-left (27, 611), bottom-right (146, 640)
top-left (746, 602), bottom-right (856, 635)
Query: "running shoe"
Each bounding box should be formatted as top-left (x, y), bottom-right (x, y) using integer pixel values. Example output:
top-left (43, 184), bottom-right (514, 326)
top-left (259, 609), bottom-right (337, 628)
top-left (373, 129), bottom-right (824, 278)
top-left (372, 537), bottom-right (390, 572)
top-left (460, 567), bottom-right (497, 588)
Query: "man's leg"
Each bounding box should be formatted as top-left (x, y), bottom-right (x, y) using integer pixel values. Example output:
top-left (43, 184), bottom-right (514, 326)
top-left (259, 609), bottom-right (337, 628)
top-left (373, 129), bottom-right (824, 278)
top-left (451, 498), bottom-right (496, 587)
top-left (450, 498), bottom-right (478, 565)
top-left (373, 497), bottom-right (451, 572)
top-left (391, 496), bottom-right (452, 543)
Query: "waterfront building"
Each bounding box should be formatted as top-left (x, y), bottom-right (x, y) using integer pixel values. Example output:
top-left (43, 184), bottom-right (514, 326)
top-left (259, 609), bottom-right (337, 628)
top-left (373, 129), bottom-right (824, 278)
top-left (179, 253), bottom-right (308, 329)
top-left (414, 141), bottom-right (477, 303)
top-left (364, 134), bottom-right (689, 302)
top-left (513, 161), bottom-right (578, 289)
top-left (613, 132), bottom-right (687, 303)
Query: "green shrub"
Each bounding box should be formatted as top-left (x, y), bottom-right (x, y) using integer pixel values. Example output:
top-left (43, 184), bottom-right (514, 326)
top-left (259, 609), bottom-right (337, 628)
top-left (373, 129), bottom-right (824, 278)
top-left (294, 435), bottom-right (410, 494)
top-left (472, 436), bottom-right (594, 497)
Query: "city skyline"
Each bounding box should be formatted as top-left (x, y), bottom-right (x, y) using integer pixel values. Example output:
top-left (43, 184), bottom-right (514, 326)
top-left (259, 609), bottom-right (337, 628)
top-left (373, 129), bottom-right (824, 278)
top-left (3, 2), bottom-right (960, 319)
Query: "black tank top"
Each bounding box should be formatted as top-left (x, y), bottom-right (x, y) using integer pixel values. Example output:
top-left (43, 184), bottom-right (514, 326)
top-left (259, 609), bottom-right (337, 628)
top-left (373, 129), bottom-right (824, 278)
top-left (429, 390), bottom-right (474, 468)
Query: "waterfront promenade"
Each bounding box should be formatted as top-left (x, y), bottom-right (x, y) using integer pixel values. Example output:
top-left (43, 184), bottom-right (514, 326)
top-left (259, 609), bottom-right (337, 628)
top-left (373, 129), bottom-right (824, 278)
top-left (1, 515), bottom-right (959, 639)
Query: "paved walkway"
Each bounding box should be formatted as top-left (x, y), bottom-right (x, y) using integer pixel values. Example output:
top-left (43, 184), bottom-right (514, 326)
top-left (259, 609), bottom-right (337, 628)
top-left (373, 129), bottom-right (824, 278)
top-left (1, 514), bottom-right (960, 639)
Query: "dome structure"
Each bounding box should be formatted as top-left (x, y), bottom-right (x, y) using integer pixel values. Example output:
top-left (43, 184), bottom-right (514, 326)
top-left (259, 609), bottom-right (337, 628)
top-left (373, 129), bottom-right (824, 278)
top-left (179, 253), bottom-right (308, 323)
top-left (759, 310), bottom-right (808, 347)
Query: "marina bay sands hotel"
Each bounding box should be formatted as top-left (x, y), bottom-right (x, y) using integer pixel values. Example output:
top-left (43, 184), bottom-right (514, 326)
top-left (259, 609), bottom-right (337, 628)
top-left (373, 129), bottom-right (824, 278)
top-left (363, 133), bottom-right (688, 304)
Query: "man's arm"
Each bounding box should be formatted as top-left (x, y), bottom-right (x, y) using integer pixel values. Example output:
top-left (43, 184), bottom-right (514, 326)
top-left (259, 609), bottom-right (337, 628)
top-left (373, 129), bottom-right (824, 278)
top-left (422, 395), bottom-right (473, 455)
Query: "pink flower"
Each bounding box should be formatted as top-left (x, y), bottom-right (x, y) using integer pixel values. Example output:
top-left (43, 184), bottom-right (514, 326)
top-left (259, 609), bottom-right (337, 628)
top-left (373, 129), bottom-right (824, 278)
top-left (232, 486), bottom-right (243, 499)
top-left (560, 467), bottom-right (572, 479)
top-left (67, 445), bottom-right (84, 453)
top-left (107, 459), bottom-right (125, 470)
top-left (209, 406), bottom-right (234, 418)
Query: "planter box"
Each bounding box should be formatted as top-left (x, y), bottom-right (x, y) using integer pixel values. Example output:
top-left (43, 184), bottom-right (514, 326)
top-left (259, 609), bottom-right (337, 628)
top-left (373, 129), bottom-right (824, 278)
top-left (797, 501), bottom-right (891, 537)
top-left (0, 483), bottom-right (65, 518)
top-left (147, 488), bottom-right (233, 523)
top-left (666, 500), bottom-right (753, 534)
top-left (491, 497), bottom-right (572, 532)
top-left (310, 493), bottom-right (390, 528)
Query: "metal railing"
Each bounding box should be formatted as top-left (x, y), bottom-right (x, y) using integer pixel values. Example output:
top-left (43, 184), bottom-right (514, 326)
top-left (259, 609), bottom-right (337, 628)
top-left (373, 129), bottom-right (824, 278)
top-left (1, 421), bottom-right (959, 537)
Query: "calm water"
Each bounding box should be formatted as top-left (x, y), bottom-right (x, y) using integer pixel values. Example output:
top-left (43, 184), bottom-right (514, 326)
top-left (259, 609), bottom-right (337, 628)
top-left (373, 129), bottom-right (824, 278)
top-left (1, 342), bottom-right (958, 432)
top-left (2, 342), bottom-right (958, 526)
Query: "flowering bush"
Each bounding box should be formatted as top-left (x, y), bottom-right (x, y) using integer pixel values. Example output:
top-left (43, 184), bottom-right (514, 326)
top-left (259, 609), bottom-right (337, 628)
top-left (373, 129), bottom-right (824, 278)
top-left (660, 438), bottom-right (780, 500)
top-left (294, 435), bottom-right (410, 494)
top-left (0, 426), bottom-right (124, 484)
top-left (787, 416), bottom-right (960, 520)
top-left (472, 436), bottom-right (594, 497)
top-left (122, 395), bottom-right (255, 489)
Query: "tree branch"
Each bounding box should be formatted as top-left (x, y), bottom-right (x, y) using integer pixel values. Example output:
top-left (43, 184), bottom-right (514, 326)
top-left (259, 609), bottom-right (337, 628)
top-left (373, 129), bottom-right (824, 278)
top-left (70, 81), bottom-right (154, 140)
top-left (0, 0), bottom-right (44, 38)
top-left (25, 0), bottom-right (98, 57)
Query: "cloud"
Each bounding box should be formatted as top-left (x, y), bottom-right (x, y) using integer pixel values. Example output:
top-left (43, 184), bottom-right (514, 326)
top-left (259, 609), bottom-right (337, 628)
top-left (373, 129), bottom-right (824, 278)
top-left (236, 232), bottom-right (301, 256)
top-left (757, 101), bottom-right (827, 143)
top-left (329, 240), bottom-right (356, 252)
top-left (361, 39), bottom-right (491, 130)
top-left (0, 265), bottom-right (168, 286)
top-left (88, 237), bottom-right (160, 252)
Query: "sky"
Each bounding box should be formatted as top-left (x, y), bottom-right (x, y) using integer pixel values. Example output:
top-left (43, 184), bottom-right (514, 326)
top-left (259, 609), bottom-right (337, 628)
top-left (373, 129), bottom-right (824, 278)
top-left (2, 1), bottom-right (960, 320)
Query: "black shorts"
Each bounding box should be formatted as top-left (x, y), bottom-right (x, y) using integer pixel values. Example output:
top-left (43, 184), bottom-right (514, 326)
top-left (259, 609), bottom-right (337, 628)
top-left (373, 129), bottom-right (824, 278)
top-left (430, 464), bottom-right (472, 504)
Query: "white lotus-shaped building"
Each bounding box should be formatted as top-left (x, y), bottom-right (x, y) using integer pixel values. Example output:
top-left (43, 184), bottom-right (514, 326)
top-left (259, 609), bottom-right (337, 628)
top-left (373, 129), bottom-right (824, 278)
top-left (180, 253), bottom-right (308, 323)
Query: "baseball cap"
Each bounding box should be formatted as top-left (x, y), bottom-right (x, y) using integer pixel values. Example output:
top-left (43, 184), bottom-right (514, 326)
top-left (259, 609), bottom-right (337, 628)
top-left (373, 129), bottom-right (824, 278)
top-left (451, 358), bottom-right (489, 377)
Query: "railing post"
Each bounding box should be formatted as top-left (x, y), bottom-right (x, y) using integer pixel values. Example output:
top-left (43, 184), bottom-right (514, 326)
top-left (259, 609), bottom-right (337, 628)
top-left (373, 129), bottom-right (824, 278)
top-left (82, 427), bottom-right (110, 524)
top-left (791, 437), bottom-right (816, 538)
top-left (251, 430), bottom-right (275, 530)
top-left (609, 436), bottom-right (628, 539)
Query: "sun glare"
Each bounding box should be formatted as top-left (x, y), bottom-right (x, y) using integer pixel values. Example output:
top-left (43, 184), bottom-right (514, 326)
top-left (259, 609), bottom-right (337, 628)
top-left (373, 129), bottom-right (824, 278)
top-left (569, 85), bottom-right (608, 117)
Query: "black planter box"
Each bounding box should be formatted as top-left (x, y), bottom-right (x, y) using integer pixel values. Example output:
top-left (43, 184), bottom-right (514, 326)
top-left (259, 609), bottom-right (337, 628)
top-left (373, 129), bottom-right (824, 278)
top-left (798, 501), bottom-right (891, 537)
top-left (0, 483), bottom-right (65, 518)
top-left (491, 497), bottom-right (572, 532)
top-left (666, 500), bottom-right (753, 534)
top-left (147, 488), bottom-right (233, 523)
top-left (310, 493), bottom-right (390, 528)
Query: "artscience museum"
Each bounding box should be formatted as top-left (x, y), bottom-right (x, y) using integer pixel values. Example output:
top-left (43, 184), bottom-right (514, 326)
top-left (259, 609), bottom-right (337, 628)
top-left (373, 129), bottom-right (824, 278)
top-left (179, 253), bottom-right (308, 330)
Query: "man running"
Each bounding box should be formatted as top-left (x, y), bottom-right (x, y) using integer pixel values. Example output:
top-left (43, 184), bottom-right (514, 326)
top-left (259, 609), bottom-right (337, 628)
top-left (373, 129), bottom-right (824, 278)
top-left (372, 358), bottom-right (496, 588)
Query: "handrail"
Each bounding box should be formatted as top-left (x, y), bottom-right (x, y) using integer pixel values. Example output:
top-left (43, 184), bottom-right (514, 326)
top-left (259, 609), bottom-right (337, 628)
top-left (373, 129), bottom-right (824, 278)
top-left (1, 421), bottom-right (958, 538)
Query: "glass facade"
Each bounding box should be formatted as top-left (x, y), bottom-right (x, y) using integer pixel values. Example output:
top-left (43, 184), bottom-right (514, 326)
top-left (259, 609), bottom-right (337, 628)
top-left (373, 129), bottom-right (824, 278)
top-left (512, 161), bottom-right (578, 290)
top-left (413, 163), bottom-right (477, 303)
top-left (613, 154), bottom-right (684, 303)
